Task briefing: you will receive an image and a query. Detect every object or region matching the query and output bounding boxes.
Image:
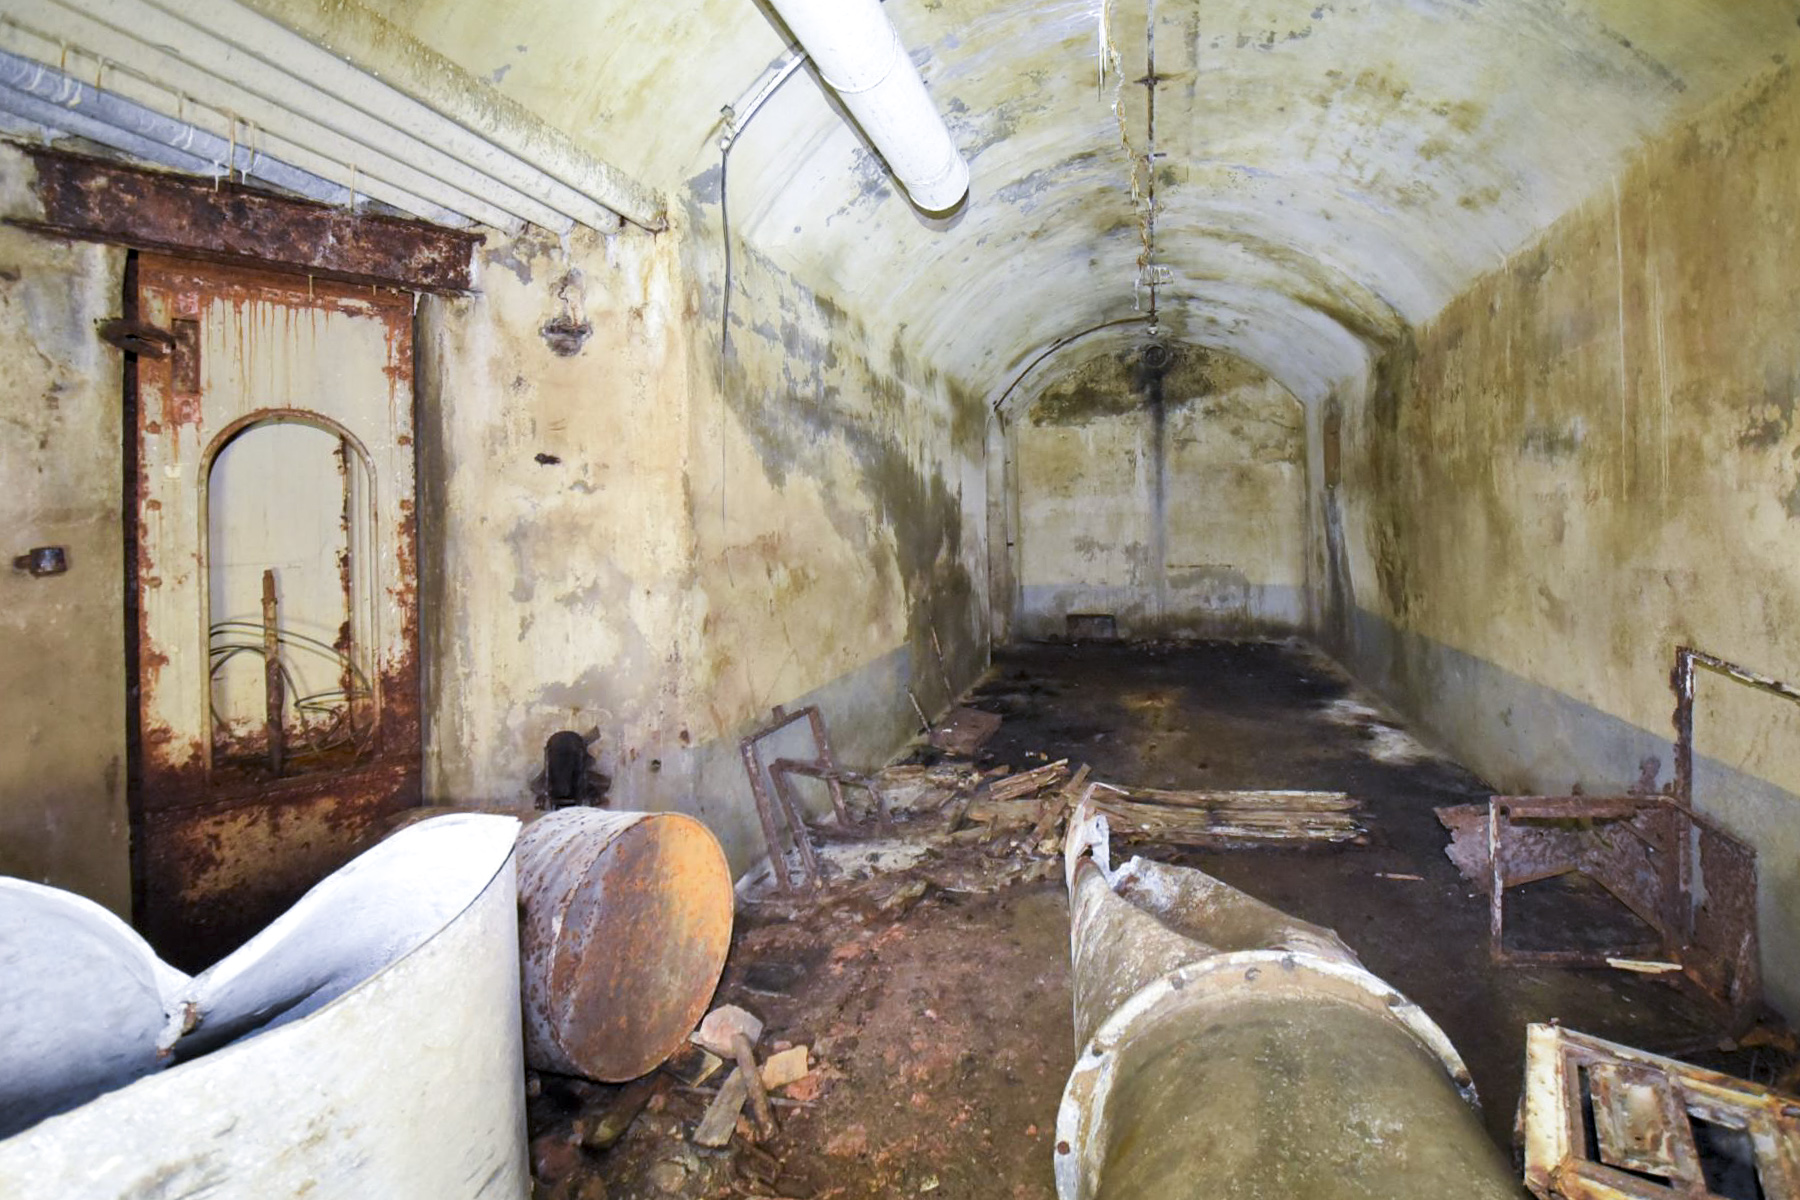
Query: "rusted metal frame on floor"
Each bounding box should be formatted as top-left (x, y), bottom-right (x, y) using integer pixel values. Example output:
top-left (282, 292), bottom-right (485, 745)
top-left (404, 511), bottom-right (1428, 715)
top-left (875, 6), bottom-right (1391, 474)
top-left (740, 704), bottom-right (891, 892)
top-left (768, 704), bottom-right (891, 828)
top-left (1484, 645), bottom-right (1782, 1027)
top-left (1522, 1024), bottom-right (1800, 1200)
top-left (1487, 795), bottom-right (1681, 969)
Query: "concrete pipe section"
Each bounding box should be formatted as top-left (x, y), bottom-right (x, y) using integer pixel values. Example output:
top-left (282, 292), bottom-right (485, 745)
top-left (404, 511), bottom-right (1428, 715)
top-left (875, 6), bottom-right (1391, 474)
top-left (1056, 808), bottom-right (1521, 1200)
top-left (518, 807), bottom-right (734, 1081)
top-left (0, 813), bottom-right (528, 1199)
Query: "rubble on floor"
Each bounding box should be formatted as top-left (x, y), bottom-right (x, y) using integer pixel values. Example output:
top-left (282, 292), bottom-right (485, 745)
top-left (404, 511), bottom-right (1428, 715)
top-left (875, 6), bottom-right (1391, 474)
top-left (524, 643), bottom-right (1800, 1199)
top-left (522, 715), bottom-right (1387, 1199)
top-left (523, 788), bottom-right (1078, 1199)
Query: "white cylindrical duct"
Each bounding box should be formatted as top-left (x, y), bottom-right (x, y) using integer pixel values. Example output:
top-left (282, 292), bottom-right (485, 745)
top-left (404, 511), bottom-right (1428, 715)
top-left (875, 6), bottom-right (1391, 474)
top-left (766, 0), bottom-right (969, 212)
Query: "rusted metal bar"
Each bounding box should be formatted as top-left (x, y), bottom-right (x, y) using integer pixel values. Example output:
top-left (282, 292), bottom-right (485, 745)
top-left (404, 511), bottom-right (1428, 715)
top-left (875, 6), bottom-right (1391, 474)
top-left (805, 706), bottom-right (850, 824)
top-left (766, 762), bottom-right (823, 883)
top-left (14, 148), bottom-right (478, 293)
top-left (738, 737), bottom-right (793, 892)
top-left (261, 569), bottom-right (284, 778)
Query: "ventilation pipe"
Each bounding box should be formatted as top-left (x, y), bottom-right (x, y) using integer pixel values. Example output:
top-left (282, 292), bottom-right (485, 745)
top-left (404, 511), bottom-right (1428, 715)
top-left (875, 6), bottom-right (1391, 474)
top-left (1055, 807), bottom-right (1520, 1199)
top-left (764, 0), bottom-right (970, 212)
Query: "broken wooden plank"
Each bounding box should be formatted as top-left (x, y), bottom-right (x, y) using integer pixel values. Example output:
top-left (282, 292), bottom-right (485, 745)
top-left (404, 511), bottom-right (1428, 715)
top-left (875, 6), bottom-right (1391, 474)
top-left (988, 759), bottom-right (1071, 802)
top-left (1098, 783), bottom-right (1356, 812)
top-left (962, 797), bottom-right (1042, 829)
top-left (929, 707), bottom-right (1003, 757)
top-left (693, 1069), bottom-right (750, 1147)
top-left (1088, 791), bottom-right (1365, 846)
top-left (1030, 764), bottom-right (1092, 847)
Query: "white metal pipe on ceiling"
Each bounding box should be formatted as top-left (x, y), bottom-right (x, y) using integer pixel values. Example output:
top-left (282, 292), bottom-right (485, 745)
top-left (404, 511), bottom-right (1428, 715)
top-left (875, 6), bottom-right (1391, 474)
top-left (765, 0), bottom-right (970, 213)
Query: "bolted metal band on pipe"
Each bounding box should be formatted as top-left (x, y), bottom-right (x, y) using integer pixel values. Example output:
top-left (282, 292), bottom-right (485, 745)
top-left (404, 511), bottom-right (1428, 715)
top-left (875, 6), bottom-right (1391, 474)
top-left (517, 808), bottom-right (734, 1083)
top-left (1056, 807), bottom-right (1521, 1200)
top-left (764, 0), bottom-right (970, 213)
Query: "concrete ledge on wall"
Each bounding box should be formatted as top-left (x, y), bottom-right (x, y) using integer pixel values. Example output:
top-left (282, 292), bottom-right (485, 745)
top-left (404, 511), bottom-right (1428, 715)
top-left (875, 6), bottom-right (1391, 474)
top-left (1015, 582), bottom-right (1306, 642)
top-left (1338, 606), bottom-right (1800, 1020)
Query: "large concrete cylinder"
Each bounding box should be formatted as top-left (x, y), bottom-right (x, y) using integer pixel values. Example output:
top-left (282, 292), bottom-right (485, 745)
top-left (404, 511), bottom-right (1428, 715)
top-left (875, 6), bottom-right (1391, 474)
top-left (518, 808), bottom-right (734, 1081)
top-left (1057, 817), bottom-right (1522, 1200)
top-left (0, 813), bottom-right (529, 1199)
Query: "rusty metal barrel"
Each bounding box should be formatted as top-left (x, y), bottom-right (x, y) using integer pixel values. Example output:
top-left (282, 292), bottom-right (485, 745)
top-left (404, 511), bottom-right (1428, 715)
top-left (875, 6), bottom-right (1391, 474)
top-left (518, 808), bottom-right (734, 1082)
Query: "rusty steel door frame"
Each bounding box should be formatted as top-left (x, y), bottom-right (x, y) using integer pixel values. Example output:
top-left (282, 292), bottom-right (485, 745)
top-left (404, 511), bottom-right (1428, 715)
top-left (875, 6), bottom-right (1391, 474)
top-left (125, 253), bottom-right (421, 969)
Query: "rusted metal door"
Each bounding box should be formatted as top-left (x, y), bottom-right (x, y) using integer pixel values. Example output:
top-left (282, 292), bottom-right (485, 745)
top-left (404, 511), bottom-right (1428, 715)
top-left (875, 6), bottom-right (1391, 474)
top-left (130, 254), bottom-right (420, 968)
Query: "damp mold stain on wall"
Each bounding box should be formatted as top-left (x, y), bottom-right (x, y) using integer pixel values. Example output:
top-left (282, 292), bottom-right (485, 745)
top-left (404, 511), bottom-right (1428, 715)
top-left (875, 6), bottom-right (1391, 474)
top-left (1003, 341), bottom-right (1308, 640)
top-left (0, 146), bottom-right (129, 912)
top-left (419, 191), bottom-right (989, 873)
top-left (1333, 58), bottom-right (1800, 1015)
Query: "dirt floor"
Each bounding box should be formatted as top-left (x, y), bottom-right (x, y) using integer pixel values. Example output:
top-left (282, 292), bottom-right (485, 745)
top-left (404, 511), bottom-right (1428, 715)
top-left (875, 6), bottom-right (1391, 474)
top-left (529, 638), bottom-right (1791, 1200)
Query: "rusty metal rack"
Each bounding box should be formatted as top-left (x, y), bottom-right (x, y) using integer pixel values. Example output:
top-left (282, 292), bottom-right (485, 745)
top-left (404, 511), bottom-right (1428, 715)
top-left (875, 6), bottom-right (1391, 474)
top-left (1475, 646), bottom-right (1791, 1030)
top-left (739, 705), bottom-right (890, 892)
top-left (1522, 1024), bottom-right (1800, 1199)
top-left (1484, 795), bottom-right (1760, 1025)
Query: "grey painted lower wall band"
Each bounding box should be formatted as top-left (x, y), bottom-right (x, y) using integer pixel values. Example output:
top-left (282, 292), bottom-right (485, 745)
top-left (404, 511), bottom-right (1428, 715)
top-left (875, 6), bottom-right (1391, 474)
top-left (1339, 606), bottom-right (1800, 1019)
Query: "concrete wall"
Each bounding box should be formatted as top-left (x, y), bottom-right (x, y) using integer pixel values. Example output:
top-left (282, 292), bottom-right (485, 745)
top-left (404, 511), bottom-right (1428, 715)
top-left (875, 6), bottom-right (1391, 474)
top-left (0, 148), bottom-right (129, 912)
top-left (1006, 344), bottom-right (1308, 640)
top-left (420, 198), bottom-right (989, 873)
top-left (1334, 60), bottom-right (1800, 1016)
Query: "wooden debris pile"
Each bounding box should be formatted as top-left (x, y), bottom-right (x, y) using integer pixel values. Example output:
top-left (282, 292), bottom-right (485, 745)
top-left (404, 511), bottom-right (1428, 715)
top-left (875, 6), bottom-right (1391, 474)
top-left (869, 754), bottom-right (1368, 852)
top-left (1087, 782), bottom-right (1366, 846)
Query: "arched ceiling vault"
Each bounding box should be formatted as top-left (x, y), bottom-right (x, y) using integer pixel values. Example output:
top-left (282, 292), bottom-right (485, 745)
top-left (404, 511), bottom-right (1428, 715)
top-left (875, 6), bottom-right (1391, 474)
top-left (363, 0), bottom-right (1800, 404)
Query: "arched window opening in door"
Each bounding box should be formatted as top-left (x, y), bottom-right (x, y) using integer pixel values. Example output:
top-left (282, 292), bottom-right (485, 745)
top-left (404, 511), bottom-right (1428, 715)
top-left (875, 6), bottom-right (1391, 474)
top-left (202, 413), bottom-right (379, 781)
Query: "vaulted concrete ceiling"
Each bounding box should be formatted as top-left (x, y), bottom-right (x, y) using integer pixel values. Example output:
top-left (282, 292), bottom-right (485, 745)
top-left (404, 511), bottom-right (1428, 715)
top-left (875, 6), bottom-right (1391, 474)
top-left (359, 0), bottom-right (1800, 403)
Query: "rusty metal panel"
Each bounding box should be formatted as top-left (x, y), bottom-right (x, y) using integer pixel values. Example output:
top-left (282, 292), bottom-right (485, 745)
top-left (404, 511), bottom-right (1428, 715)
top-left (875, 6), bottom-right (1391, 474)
top-left (1687, 814), bottom-right (1762, 1021)
top-left (1522, 1024), bottom-right (1800, 1200)
top-left (132, 254), bottom-right (419, 968)
top-left (1588, 1061), bottom-right (1695, 1180)
top-left (1477, 796), bottom-right (1682, 963)
top-left (17, 148), bottom-right (477, 292)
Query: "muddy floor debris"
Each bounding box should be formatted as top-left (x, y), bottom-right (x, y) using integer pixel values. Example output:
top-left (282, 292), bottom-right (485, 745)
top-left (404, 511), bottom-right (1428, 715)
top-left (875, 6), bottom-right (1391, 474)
top-left (521, 640), bottom-right (1800, 1199)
